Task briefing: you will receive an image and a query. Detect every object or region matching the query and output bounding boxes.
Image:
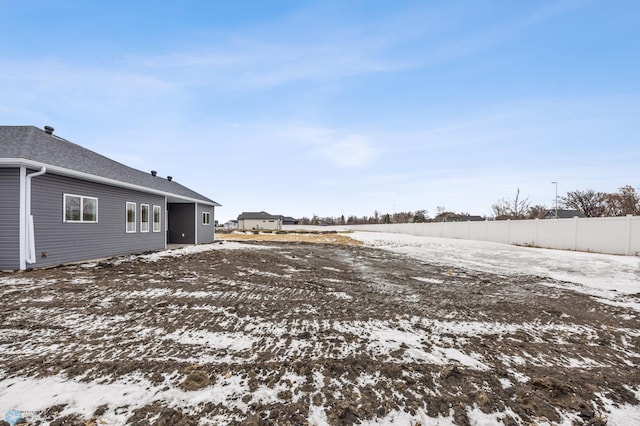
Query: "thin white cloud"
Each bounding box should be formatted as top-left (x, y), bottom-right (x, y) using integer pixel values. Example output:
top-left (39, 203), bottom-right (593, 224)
top-left (417, 0), bottom-right (584, 68)
top-left (279, 125), bottom-right (379, 168)
top-left (317, 134), bottom-right (378, 168)
top-left (127, 36), bottom-right (410, 92)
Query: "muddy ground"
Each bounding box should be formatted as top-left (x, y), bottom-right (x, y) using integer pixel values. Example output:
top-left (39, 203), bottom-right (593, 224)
top-left (1, 238), bottom-right (639, 425)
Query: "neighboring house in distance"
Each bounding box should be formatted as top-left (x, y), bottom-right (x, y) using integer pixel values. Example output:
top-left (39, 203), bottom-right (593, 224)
top-left (223, 220), bottom-right (238, 230)
top-left (237, 211), bottom-right (282, 230)
top-left (436, 213), bottom-right (485, 222)
top-left (441, 214), bottom-right (485, 222)
top-left (281, 216), bottom-right (298, 225)
top-left (0, 125), bottom-right (221, 271)
top-left (545, 209), bottom-right (586, 219)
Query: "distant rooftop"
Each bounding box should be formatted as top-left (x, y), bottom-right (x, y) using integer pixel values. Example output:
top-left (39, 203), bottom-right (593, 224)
top-left (238, 211), bottom-right (281, 220)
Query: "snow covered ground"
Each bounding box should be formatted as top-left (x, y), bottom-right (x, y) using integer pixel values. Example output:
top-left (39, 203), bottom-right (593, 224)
top-left (351, 231), bottom-right (640, 311)
top-left (1, 234), bottom-right (639, 425)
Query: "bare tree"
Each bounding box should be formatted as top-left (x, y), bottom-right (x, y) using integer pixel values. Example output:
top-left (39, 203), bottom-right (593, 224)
top-left (527, 204), bottom-right (548, 219)
top-left (604, 185), bottom-right (640, 216)
top-left (561, 190), bottom-right (606, 217)
top-left (298, 216), bottom-right (311, 225)
top-left (492, 188), bottom-right (530, 219)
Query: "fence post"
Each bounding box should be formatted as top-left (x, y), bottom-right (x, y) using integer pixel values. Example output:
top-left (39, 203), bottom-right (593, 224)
top-left (627, 214), bottom-right (633, 255)
top-left (534, 218), bottom-right (539, 247)
top-left (507, 219), bottom-right (511, 244)
top-left (573, 216), bottom-right (579, 250)
top-left (485, 218), bottom-right (488, 241)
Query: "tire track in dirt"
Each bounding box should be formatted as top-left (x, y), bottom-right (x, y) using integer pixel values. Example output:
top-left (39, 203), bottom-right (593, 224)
top-left (1, 241), bottom-right (638, 425)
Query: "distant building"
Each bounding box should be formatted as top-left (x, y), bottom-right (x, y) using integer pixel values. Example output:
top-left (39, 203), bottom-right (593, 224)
top-left (441, 214), bottom-right (485, 222)
top-left (545, 209), bottom-right (586, 219)
top-left (237, 211), bottom-right (282, 230)
top-left (280, 216), bottom-right (299, 225)
top-left (0, 125), bottom-right (220, 271)
top-left (223, 220), bottom-right (238, 229)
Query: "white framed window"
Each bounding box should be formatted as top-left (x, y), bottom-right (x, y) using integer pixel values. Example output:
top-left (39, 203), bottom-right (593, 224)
top-left (64, 194), bottom-right (98, 223)
top-left (153, 205), bottom-right (161, 232)
top-left (140, 204), bottom-right (149, 232)
top-left (202, 211), bottom-right (211, 225)
top-left (126, 202), bottom-right (136, 233)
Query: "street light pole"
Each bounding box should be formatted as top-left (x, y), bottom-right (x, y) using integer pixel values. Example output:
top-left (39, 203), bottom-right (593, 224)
top-left (551, 181), bottom-right (558, 218)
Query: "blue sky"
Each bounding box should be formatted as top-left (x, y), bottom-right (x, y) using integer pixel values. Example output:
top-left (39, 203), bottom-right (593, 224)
top-left (2, 0), bottom-right (639, 222)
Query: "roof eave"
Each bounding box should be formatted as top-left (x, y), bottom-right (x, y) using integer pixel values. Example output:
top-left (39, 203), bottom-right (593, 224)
top-left (0, 158), bottom-right (221, 206)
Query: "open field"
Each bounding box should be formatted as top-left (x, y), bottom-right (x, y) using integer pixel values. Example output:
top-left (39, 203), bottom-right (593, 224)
top-left (1, 233), bottom-right (639, 425)
top-left (216, 230), bottom-right (362, 246)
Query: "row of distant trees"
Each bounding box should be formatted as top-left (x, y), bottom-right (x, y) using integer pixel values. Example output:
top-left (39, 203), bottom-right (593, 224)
top-left (492, 185), bottom-right (640, 219)
top-left (299, 207), bottom-right (478, 226)
top-left (297, 185), bottom-right (640, 225)
top-left (298, 210), bottom-right (429, 226)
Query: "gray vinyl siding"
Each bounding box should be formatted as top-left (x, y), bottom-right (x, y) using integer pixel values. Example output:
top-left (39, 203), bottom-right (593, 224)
top-left (0, 168), bottom-right (20, 270)
top-left (167, 203), bottom-right (195, 244)
top-left (196, 204), bottom-right (215, 244)
top-left (30, 172), bottom-right (165, 268)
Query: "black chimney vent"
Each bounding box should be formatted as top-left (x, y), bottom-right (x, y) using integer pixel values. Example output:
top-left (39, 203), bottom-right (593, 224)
top-left (151, 170), bottom-right (157, 176)
top-left (44, 126), bottom-right (54, 135)
top-left (167, 176), bottom-right (173, 182)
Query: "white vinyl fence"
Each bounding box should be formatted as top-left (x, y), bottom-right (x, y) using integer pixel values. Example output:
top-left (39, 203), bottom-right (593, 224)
top-left (283, 215), bottom-right (640, 256)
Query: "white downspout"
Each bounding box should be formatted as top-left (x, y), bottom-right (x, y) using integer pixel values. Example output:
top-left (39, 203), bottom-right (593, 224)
top-left (19, 166), bottom-right (26, 270)
top-left (25, 166), bottom-right (47, 265)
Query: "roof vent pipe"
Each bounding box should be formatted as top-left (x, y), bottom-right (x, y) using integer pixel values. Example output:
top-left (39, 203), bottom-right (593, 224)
top-left (44, 126), bottom-right (54, 135)
top-left (167, 176), bottom-right (173, 182)
top-left (151, 170), bottom-right (157, 176)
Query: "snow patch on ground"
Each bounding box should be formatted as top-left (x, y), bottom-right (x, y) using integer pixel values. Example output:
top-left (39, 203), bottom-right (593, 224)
top-left (0, 374), bottom-right (253, 425)
top-left (2, 232), bottom-right (638, 425)
top-left (139, 241), bottom-right (275, 262)
top-left (351, 232), bottom-right (640, 309)
top-left (165, 330), bottom-right (255, 351)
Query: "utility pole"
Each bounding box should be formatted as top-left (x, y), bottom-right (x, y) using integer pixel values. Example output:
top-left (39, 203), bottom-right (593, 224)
top-left (551, 181), bottom-right (558, 218)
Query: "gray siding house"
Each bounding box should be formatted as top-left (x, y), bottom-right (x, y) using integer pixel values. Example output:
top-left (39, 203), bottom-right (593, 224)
top-left (237, 211), bottom-right (283, 230)
top-left (0, 125), bottom-right (221, 271)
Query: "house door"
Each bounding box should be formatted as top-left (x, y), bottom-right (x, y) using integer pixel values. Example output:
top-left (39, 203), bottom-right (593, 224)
top-left (167, 203), bottom-right (195, 244)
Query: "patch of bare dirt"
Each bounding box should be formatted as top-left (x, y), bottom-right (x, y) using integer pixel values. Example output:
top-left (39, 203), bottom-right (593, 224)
top-left (1, 240), bottom-right (638, 425)
top-left (217, 230), bottom-right (362, 246)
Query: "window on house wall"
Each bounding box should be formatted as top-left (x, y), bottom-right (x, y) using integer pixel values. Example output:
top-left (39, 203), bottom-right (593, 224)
top-left (141, 204), bottom-right (149, 232)
top-left (126, 202), bottom-right (136, 233)
top-left (64, 194), bottom-right (98, 223)
top-left (202, 211), bottom-right (211, 225)
top-left (153, 205), bottom-right (161, 232)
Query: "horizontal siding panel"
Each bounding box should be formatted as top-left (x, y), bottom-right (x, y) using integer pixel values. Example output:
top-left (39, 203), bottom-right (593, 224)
top-left (0, 168), bottom-right (20, 270)
top-left (196, 204), bottom-right (215, 244)
top-left (30, 172), bottom-right (165, 267)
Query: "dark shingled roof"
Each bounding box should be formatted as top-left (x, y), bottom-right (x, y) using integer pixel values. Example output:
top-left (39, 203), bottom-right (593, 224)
top-left (0, 125), bottom-right (219, 205)
top-left (238, 211), bottom-right (281, 220)
top-left (545, 209), bottom-right (586, 219)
